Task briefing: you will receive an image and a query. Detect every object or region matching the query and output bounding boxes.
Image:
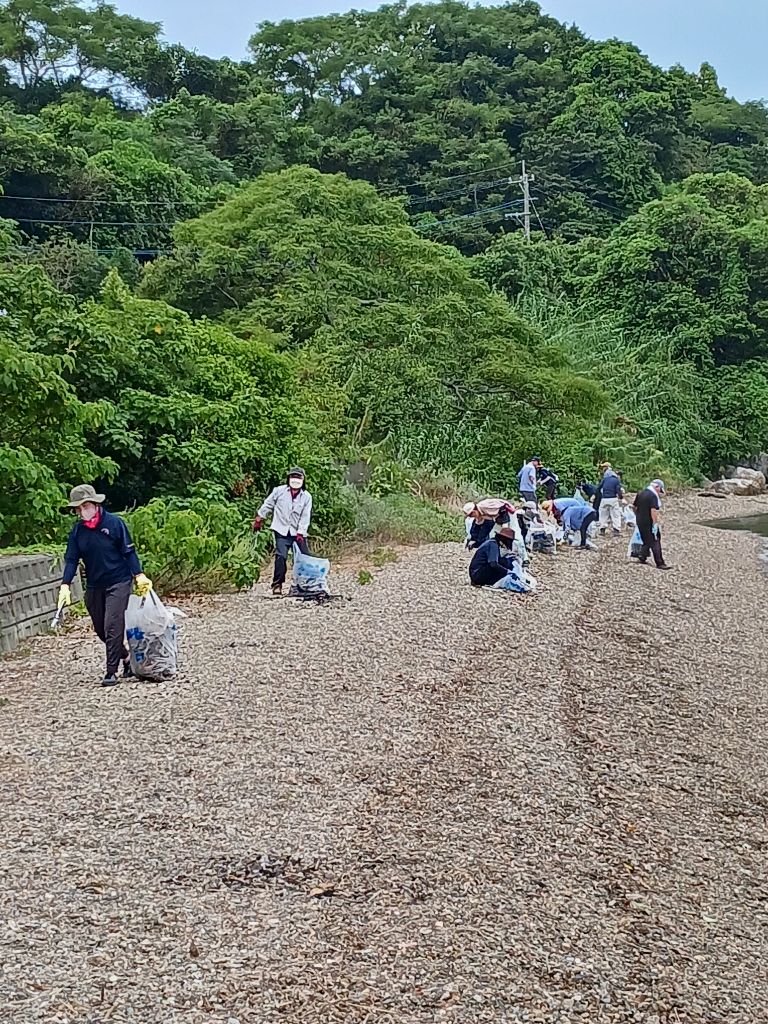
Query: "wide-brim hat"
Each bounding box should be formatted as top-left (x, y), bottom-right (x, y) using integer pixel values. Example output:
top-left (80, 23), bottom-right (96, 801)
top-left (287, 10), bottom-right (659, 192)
top-left (67, 484), bottom-right (105, 508)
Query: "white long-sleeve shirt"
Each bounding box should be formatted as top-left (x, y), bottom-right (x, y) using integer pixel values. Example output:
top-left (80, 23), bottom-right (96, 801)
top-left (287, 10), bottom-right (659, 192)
top-left (258, 485), bottom-right (313, 537)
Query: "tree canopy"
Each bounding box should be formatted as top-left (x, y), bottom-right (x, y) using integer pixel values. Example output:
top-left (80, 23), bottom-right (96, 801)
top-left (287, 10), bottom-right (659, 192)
top-left (0, 0), bottom-right (767, 564)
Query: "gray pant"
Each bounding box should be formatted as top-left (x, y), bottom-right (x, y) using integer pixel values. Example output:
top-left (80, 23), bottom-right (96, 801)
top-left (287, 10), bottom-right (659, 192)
top-left (85, 579), bottom-right (132, 675)
top-left (520, 489), bottom-right (538, 507)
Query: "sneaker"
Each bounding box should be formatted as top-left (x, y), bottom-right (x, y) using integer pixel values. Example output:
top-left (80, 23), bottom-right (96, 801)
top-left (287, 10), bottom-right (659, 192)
top-left (656, 564), bottom-right (673, 571)
top-left (101, 674), bottom-right (120, 687)
top-left (271, 584), bottom-right (283, 597)
top-left (599, 528), bottom-right (606, 537)
top-left (612, 529), bottom-right (621, 538)
top-left (122, 659), bottom-right (133, 679)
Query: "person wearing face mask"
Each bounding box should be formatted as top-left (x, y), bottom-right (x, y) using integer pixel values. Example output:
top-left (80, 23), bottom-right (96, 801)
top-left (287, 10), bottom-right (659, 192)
top-left (252, 467), bottom-right (313, 596)
top-left (57, 485), bottom-right (153, 687)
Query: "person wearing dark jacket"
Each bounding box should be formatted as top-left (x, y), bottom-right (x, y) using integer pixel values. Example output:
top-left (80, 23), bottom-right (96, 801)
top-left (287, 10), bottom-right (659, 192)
top-left (634, 479), bottom-right (671, 570)
top-left (468, 528), bottom-right (519, 587)
top-left (538, 466), bottom-right (559, 500)
top-left (58, 484), bottom-right (152, 687)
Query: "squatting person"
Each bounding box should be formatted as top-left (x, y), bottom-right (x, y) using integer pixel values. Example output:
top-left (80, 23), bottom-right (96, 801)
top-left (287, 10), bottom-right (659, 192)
top-left (253, 467), bottom-right (313, 596)
top-left (468, 527), bottom-right (520, 587)
top-left (57, 484), bottom-right (153, 687)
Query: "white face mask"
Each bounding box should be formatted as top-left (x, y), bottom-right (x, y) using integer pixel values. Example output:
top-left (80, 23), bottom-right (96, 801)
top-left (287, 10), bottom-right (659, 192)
top-left (78, 502), bottom-right (99, 521)
top-left (288, 477), bottom-right (303, 490)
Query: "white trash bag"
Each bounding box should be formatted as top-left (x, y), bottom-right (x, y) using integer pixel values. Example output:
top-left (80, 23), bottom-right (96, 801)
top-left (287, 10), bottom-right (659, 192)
top-left (291, 545), bottom-right (331, 596)
top-left (125, 591), bottom-right (182, 680)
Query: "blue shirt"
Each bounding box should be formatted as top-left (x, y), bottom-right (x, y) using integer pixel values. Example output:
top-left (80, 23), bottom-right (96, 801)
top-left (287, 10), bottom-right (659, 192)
top-left (63, 510), bottom-right (143, 589)
top-left (518, 462), bottom-right (537, 492)
top-left (563, 504), bottom-right (595, 532)
top-left (601, 471), bottom-right (623, 499)
top-left (553, 497), bottom-right (582, 514)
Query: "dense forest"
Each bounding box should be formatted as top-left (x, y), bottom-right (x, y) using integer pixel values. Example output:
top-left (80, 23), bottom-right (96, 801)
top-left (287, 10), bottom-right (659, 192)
top-left (3, 0), bottom-right (768, 584)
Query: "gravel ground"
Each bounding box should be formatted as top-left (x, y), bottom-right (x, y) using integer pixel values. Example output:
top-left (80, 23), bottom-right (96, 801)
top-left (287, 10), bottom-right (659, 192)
top-left (1, 494), bottom-right (767, 1023)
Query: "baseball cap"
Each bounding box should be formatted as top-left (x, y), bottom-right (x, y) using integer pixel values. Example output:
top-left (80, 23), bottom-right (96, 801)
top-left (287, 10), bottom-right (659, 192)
top-left (651, 479), bottom-right (666, 494)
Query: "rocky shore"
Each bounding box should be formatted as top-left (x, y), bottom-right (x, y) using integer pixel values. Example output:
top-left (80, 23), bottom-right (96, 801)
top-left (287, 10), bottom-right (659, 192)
top-left (0, 493), bottom-right (766, 1023)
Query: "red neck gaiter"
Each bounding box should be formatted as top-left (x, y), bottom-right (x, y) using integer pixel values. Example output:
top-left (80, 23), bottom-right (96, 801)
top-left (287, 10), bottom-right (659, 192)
top-left (82, 507), bottom-right (103, 530)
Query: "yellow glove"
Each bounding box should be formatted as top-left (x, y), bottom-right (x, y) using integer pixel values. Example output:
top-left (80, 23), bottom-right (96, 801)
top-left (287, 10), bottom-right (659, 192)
top-left (57, 584), bottom-right (72, 610)
top-left (134, 573), bottom-right (153, 597)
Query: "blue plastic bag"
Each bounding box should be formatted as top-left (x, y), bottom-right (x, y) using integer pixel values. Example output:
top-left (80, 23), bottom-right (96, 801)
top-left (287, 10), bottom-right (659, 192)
top-left (292, 546), bottom-right (331, 595)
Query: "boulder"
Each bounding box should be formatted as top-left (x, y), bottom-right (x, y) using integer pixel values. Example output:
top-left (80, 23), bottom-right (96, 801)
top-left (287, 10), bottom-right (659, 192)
top-left (733, 466), bottom-right (766, 491)
top-left (708, 477), bottom-right (762, 496)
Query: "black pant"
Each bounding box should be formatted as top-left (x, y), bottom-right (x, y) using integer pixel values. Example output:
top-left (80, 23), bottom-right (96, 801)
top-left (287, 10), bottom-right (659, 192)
top-left (579, 510), bottom-right (598, 546)
top-left (544, 481), bottom-right (557, 500)
top-left (638, 522), bottom-right (665, 567)
top-left (470, 564), bottom-right (509, 588)
top-left (85, 579), bottom-right (132, 675)
top-left (273, 532), bottom-right (309, 586)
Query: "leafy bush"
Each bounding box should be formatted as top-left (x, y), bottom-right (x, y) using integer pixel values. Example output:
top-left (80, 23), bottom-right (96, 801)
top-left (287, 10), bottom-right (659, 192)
top-left (125, 496), bottom-right (261, 593)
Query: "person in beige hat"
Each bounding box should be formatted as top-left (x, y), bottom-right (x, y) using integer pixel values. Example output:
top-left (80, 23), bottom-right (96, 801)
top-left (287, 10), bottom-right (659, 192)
top-left (57, 485), bottom-right (153, 686)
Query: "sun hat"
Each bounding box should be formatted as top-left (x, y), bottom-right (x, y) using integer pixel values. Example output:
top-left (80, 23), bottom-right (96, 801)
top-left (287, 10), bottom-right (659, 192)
top-left (287, 467), bottom-right (306, 478)
top-left (462, 501), bottom-right (477, 515)
top-left (497, 526), bottom-right (517, 539)
top-left (66, 484), bottom-right (105, 508)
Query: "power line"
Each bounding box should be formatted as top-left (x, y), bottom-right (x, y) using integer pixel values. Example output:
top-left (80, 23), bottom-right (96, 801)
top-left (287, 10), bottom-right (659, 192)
top-left (416, 200), bottom-right (523, 232)
top-left (13, 217), bottom-right (175, 227)
top-left (0, 194), bottom-right (193, 206)
top-left (532, 176), bottom-right (626, 216)
top-left (406, 175), bottom-right (513, 208)
top-left (530, 197), bottom-right (547, 237)
top-left (379, 162), bottom-right (516, 195)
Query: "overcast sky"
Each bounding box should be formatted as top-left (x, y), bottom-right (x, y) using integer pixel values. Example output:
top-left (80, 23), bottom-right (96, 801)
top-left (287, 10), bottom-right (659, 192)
top-left (122, 0), bottom-right (767, 102)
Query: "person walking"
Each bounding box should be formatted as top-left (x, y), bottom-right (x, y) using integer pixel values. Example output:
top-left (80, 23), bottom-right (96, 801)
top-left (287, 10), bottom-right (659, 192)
top-left (633, 480), bottom-right (671, 570)
top-left (598, 462), bottom-right (624, 537)
top-left (562, 502), bottom-right (599, 550)
top-left (57, 485), bottom-right (153, 687)
top-left (253, 467), bottom-right (313, 596)
top-left (518, 456), bottom-right (541, 506)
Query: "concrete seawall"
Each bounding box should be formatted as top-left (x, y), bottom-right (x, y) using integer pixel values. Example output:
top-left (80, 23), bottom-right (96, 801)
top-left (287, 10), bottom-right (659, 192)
top-left (0, 554), bottom-right (82, 653)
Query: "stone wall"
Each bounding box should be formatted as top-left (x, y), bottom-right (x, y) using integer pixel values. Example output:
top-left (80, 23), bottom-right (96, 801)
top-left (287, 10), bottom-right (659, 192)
top-left (0, 555), bottom-right (82, 654)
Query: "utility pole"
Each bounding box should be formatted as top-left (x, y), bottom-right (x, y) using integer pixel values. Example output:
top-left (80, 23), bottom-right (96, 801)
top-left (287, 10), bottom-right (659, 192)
top-left (504, 161), bottom-right (535, 240)
top-left (519, 160), bottom-right (534, 241)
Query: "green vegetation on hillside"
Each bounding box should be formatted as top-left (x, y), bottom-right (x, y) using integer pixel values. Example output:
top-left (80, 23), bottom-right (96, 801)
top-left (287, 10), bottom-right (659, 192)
top-left (1, 0), bottom-right (767, 583)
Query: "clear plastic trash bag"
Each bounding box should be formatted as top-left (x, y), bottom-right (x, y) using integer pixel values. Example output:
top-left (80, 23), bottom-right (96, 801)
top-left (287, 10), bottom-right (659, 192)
top-left (623, 506), bottom-right (637, 527)
top-left (492, 563), bottom-right (537, 593)
top-left (627, 523), bottom-right (658, 559)
top-left (628, 526), bottom-right (643, 559)
top-left (125, 592), bottom-right (182, 680)
top-left (292, 546), bottom-right (331, 596)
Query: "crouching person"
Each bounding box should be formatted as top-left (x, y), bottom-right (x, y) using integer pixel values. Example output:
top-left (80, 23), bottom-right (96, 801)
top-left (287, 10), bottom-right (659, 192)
top-left (57, 485), bottom-right (152, 687)
top-left (253, 467), bottom-right (312, 596)
top-left (468, 527), bottom-right (520, 587)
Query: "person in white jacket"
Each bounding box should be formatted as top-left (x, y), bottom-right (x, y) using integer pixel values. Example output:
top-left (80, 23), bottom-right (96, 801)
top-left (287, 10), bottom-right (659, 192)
top-left (253, 467), bottom-right (313, 595)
